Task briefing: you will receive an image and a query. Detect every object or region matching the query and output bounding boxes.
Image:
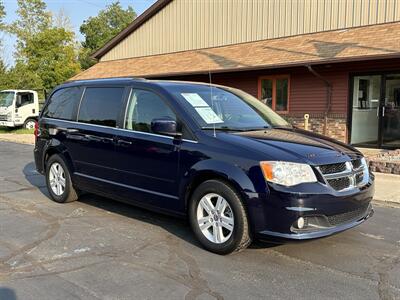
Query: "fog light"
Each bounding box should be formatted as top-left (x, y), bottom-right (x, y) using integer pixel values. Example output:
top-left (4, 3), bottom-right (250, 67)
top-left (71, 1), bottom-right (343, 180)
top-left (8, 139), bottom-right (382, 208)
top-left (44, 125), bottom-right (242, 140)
top-left (297, 217), bottom-right (305, 229)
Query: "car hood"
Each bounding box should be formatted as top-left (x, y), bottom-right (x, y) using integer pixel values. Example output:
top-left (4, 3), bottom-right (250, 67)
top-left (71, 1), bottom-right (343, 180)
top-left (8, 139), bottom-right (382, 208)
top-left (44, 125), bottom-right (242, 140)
top-left (226, 128), bottom-right (362, 165)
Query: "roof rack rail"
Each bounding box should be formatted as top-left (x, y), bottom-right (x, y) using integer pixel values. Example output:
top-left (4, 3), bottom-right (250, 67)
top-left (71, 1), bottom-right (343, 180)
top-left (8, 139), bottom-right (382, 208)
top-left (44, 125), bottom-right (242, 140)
top-left (66, 76), bottom-right (146, 83)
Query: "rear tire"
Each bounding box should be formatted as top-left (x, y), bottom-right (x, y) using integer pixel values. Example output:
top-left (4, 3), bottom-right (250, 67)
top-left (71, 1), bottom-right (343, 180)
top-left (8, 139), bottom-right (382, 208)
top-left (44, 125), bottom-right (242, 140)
top-left (189, 180), bottom-right (251, 255)
top-left (45, 154), bottom-right (78, 203)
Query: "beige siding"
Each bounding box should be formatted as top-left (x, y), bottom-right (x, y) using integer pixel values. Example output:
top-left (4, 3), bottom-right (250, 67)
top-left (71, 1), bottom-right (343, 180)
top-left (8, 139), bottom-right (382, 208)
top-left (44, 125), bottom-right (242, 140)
top-left (101, 0), bottom-right (400, 61)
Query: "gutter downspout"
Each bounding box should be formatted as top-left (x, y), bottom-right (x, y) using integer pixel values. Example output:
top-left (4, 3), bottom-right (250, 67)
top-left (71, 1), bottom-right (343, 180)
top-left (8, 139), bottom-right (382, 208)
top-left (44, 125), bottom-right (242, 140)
top-left (306, 65), bottom-right (332, 135)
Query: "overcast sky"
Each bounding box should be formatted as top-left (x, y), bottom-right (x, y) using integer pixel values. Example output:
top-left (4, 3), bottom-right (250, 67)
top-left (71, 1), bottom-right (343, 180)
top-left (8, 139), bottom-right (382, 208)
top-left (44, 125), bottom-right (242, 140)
top-left (1, 0), bottom-right (157, 65)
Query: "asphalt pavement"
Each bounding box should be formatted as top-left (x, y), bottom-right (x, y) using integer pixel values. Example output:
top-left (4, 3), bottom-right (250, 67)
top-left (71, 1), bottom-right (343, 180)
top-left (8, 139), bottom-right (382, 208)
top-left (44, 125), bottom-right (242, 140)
top-left (0, 141), bottom-right (399, 300)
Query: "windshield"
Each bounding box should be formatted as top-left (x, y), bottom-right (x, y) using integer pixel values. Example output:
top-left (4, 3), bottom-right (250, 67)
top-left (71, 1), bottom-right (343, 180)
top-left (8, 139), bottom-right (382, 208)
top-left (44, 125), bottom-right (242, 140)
top-left (0, 92), bottom-right (15, 107)
top-left (165, 83), bottom-right (290, 131)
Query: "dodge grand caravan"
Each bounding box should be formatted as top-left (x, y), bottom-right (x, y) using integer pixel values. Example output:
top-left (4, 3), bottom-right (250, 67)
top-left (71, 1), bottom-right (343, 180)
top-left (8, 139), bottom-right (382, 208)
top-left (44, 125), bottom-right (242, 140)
top-left (34, 78), bottom-right (374, 254)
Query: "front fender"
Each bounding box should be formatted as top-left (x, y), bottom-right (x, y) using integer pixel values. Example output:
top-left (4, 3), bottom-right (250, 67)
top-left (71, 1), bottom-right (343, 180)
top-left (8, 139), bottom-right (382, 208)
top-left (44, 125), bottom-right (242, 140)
top-left (179, 159), bottom-right (263, 209)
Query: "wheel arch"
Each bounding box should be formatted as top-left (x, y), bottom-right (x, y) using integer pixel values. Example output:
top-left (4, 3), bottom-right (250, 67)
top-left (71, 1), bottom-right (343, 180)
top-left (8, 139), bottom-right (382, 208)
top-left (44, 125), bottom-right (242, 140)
top-left (43, 141), bottom-right (75, 174)
top-left (180, 160), bottom-right (258, 212)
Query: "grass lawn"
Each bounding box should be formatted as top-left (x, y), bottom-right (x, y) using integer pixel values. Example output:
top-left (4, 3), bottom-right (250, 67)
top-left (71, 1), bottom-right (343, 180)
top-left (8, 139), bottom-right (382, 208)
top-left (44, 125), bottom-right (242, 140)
top-left (0, 127), bottom-right (34, 134)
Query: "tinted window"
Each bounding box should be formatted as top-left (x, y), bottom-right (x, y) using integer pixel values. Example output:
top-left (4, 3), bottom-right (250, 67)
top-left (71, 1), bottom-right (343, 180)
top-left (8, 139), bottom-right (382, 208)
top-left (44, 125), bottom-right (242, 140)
top-left (78, 87), bottom-right (125, 127)
top-left (43, 87), bottom-right (82, 120)
top-left (19, 93), bottom-right (34, 106)
top-left (125, 89), bottom-right (176, 133)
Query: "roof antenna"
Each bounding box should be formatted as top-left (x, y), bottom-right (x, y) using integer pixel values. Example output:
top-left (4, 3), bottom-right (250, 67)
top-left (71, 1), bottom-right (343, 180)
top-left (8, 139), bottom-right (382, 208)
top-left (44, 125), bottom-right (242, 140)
top-left (209, 70), bottom-right (216, 138)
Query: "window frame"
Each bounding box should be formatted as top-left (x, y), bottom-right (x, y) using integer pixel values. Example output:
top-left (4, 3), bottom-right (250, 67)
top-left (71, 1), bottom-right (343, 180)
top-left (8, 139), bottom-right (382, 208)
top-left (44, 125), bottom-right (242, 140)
top-left (41, 86), bottom-right (84, 121)
top-left (257, 75), bottom-right (290, 113)
top-left (123, 87), bottom-right (197, 141)
top-left (17, 92), bottom-right (34, 107)
top-left (76, 85), bottom-right (128, 128)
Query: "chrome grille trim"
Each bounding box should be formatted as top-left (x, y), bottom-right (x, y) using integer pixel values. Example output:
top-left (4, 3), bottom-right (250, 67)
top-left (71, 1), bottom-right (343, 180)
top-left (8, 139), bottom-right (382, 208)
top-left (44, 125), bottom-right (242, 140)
top-left (317, 159), bottom-right (369, 192)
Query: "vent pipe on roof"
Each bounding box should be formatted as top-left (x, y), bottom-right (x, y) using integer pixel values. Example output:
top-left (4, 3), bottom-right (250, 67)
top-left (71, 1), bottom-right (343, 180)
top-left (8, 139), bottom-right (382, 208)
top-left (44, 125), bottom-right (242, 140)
top-left (306, 65), bottom-right (332, 135)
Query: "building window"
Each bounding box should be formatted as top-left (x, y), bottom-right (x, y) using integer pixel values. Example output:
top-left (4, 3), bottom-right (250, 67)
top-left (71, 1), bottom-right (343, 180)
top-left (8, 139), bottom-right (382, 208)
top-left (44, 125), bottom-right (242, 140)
top-left (258, 75), bottom-right (290, 112)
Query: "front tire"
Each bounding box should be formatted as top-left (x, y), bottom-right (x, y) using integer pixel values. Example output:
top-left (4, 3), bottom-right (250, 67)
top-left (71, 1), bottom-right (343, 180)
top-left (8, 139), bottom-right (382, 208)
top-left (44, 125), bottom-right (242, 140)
top-left (189, 180), bottom-right (251, 255)
top-left (24, 118), bottom-right (36, 130)
top-left (45, 154), bottom-right (78, 203)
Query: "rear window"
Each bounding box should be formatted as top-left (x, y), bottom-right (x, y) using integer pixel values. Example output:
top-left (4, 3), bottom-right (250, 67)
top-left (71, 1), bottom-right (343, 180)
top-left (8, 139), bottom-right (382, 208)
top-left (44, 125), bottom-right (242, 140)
top-left (43, 87), bottom-right (82, 120)
top-left (78, 87), bottom-right (125, 127)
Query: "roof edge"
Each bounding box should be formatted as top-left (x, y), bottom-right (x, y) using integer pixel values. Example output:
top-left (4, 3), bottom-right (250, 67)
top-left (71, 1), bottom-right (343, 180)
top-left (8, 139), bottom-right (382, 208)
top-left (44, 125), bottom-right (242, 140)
top-left (141, 53), bottom-right (400, 78)
top-left (91, 0), bottom-right (173, 60)
top-left (71, 52), bottom-right (400, 82)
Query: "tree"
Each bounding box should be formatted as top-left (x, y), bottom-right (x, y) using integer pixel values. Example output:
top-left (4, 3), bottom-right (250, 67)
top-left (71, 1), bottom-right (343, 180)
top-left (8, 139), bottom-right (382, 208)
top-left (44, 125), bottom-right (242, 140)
top-left (22, 27), bottom-right (80, 92)
top-left (0, 0), bottom-right (5, 30)
top-left (0, 0), bottom-right (8, 90)
top-left (3, 0), bottom-right (80, 95)
top-left (7, 0), bottom-right (51, 54)
top-left (0, 60), bottom-right (9, 90)
top-left (79, 1), bottom-right (136, 69)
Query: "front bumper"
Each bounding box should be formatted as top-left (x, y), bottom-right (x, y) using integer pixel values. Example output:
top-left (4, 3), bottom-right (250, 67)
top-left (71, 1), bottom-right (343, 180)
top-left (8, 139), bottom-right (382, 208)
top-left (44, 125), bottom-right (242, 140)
top-left (0, 121), bottom-right (14, 127)
top-left (248, 179), bottom-right (375, 241)
top-left (259, 204), bottom-right (373, 240)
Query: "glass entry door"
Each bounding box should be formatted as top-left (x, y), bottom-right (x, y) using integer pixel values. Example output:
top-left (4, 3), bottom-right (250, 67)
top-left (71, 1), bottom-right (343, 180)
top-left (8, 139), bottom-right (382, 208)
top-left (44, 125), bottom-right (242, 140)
top-left (382, 74), bottom-right (400, 148)
top-left (350, 75), bottom-right (381, 147)
top-left (350, 73), bottom-right (400, 149)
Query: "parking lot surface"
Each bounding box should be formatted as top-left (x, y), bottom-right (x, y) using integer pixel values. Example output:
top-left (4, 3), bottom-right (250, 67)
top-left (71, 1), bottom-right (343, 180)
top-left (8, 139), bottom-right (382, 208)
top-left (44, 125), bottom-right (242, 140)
top-left (0, 141), bottom-right (399, 300)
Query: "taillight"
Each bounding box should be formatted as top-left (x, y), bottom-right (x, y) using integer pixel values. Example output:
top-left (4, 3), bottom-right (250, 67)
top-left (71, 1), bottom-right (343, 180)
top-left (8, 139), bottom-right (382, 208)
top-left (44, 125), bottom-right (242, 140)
top-left (34, 121), bottom-right (39, 138)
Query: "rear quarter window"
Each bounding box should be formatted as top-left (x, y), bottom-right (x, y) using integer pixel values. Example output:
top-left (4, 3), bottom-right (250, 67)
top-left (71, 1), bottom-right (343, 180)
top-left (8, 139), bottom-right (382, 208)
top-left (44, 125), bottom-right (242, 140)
top-left (43, 87), bottom-right (82, 120)
top-left (78, 87), bottom-right (125, 128)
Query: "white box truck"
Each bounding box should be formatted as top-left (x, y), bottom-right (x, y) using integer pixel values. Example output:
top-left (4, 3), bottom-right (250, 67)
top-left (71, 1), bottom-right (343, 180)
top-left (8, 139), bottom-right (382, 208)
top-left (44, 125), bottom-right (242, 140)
top-left (0, 90), bottom-right (40, 129)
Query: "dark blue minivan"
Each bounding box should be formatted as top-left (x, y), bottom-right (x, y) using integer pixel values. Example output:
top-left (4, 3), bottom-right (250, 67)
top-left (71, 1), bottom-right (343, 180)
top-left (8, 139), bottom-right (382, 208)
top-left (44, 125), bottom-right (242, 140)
top-left (34, 78), bottom-right (374, 254)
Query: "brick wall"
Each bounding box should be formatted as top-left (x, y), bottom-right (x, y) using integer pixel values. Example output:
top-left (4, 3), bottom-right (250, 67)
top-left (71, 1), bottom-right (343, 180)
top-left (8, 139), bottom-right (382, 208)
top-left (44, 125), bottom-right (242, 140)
top-left (284, 114), bottom-right (347, 143)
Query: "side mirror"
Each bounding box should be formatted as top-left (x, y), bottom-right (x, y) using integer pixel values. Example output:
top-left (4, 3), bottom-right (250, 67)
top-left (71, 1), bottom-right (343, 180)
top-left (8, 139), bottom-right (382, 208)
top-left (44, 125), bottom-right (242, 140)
top-left (151, 118), bottom-right (181, 137)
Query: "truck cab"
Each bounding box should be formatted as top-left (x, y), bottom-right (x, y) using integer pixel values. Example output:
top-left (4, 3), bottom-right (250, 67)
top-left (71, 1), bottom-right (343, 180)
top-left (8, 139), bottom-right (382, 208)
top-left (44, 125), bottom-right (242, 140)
top-left (0, 90), bottom-right (40, 129)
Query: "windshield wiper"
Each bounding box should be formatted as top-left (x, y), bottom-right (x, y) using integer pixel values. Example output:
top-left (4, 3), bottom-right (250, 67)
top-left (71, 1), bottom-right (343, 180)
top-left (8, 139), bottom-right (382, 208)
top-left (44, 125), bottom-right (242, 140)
top-left (272, 125), bottom-right (293, 129)
top-left (201, 126), bottom-right (247, 132)
top-left (201, 126), bottom-right (270, 132)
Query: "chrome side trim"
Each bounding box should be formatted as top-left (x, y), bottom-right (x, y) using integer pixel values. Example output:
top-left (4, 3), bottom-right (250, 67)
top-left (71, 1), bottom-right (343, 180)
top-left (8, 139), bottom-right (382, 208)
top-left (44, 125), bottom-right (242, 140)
top-left (285, 207), bottom-right (316, 212)
top-left (74, 172), bottom-right (179, 200)
top-left (76, 87), bottom-right (87, 122)
top-left (42, 117), bottom-right (198, 143)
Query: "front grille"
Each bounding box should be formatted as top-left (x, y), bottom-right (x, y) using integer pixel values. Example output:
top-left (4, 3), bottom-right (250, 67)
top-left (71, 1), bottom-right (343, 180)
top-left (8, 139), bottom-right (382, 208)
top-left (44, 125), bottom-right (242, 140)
top-left (355, 172), bottom-right (364, 184)
top-left (352, 159), bottom-right (362, 170)
top-left (318, 162), bottom-right (347, 175)
top-left (327, 177), bottom-right (351, 191)
top-left (327, 204), bottom-right (370, 226)
top-left (318, 159), bottom-right (368, 191)
top-left (0, 115), bottom-right (7, 121)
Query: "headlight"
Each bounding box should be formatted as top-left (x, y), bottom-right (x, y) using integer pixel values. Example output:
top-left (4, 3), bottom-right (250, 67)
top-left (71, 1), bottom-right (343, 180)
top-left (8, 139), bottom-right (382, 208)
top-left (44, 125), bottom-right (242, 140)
top-left (260, 161), bottom-right (317, 187)
top-left (6, 112), bottom-right (12, 121)
top-left (360, 157), bottom-right (370, 183)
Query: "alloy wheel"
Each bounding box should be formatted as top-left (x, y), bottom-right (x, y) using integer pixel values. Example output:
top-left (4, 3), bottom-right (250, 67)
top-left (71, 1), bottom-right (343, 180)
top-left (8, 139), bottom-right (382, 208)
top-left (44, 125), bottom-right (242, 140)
top-left (48, 162), bottom-right (66, 196)
top-left (196, 193), bottom-right (235, 244)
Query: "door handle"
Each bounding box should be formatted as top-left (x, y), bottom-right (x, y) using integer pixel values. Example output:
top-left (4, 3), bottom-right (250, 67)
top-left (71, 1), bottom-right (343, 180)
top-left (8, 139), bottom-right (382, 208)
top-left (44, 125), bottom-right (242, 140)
top-left (101, 137), bottom-right (114, 144)
top-left (116, 139), bottom-right (133, 146)
top-left (66, 128), bottom-right (79, 133)
top-left (382, 106), bottom-right (385, 117)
